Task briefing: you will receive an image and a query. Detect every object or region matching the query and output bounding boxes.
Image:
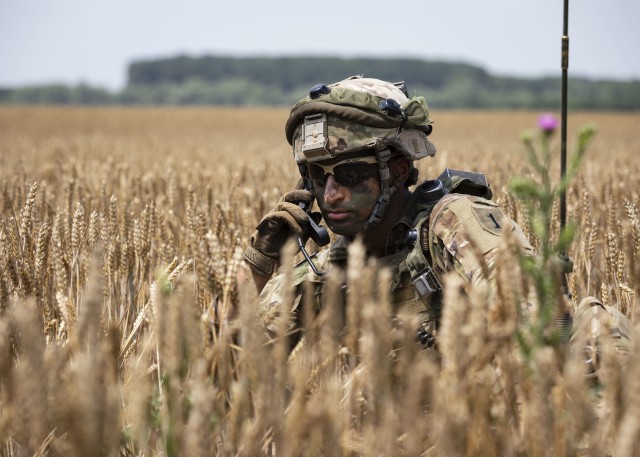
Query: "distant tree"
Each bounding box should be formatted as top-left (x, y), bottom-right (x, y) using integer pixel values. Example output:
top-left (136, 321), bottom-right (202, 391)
top-left (1, 56), bottom-right (638, 109)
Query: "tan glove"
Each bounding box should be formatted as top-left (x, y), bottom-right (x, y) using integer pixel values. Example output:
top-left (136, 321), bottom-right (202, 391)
top-left (244, 189), bottom-right (315, 276)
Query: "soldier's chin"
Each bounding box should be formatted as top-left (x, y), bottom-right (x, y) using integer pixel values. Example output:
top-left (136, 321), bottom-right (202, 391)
top-left (325, 219), bottom-right (367, 237)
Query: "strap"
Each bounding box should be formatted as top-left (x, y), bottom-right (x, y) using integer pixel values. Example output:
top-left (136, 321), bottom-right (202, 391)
top-left (243, 246), bottom-right (276, 276)
top-left (401, 216), bottom-right (442, 299)
top-left (366, 186), bottom-right (396, 228)
top-left (365, 148), bottom-right (396, 229)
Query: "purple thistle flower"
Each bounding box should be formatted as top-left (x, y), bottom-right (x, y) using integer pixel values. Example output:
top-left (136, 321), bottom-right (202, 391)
top-left (537, 113), bottom-right (559, 135)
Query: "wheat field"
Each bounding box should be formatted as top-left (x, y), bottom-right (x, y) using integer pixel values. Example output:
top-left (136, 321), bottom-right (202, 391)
top-left (0, 107), bottom-right (639, 456)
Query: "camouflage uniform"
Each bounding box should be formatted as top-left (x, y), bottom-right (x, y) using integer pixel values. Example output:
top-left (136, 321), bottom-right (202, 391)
top-left (257, 179), bottom-right (632, 364)
top-left (251, 75), bottom-right (631, 361)
top-left (258, 170), bottom-right (535, 345)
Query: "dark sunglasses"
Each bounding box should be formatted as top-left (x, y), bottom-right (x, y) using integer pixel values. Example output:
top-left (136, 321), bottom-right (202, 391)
top-left (308, 156), bottom-right (379, 188)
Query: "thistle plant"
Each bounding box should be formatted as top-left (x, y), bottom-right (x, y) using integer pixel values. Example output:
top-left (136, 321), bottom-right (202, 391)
top-left (509, 114), bottom-right (596, 349)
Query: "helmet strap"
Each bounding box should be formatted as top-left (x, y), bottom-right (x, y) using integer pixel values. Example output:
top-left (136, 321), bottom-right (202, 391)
top-left (364, 148), bottom-right (396, 230)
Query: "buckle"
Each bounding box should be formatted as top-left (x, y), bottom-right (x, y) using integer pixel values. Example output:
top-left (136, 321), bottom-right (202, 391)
top-left (412, 267), bottom-right (442, 298)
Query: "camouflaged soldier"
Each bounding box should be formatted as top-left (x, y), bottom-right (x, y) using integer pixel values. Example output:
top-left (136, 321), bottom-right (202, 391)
top-left (243, 75), bottom-right (537, 348)
top-left (243, 75), bottom-right (631, 359)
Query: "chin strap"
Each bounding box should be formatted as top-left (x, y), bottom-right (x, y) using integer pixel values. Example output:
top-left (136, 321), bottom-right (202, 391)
top-left (365, 148), bottom-right (396, 230)
top-left (365, 186), bottom-right (396, 229)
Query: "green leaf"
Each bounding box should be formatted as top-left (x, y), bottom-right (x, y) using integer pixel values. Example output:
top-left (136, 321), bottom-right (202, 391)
top-left (556, 222), bottom-right (576, 252)
top-left (508, 176), bottom-right (543, 199)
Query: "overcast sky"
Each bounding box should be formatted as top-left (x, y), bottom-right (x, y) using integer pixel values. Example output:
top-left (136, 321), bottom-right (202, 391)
top-left (1, 0), bottom-right (638, 90)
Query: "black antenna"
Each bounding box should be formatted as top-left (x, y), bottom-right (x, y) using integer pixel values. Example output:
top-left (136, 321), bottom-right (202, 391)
top-left (556, 0), bottom-right (573, 340)
top-left (560, 0), bottom-right (569, 237)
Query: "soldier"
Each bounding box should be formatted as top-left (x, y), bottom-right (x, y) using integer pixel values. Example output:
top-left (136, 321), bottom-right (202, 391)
top-left (243, 75), bottom-right (630, 361)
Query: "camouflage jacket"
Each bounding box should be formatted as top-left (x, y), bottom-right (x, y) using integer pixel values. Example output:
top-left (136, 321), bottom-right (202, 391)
top-left (257, 170), bottom-right (534, 341)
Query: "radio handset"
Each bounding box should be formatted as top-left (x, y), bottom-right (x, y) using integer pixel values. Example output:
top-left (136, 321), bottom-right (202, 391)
top-left (297, 178), bottom-right (329, 276)
top-left (298, 178), bottom-right (330, 247)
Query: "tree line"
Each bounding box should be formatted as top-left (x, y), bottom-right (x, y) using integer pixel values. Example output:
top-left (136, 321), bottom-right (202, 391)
top-left (1, 56), bottom-right (638, 110)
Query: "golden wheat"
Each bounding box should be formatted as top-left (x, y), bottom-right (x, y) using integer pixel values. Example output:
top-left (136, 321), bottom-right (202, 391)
top-left (0, 107), bottom-right (639, 456)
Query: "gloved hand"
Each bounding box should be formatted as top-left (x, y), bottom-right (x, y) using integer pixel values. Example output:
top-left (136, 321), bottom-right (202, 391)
top-left (244, 189), bottom-right (316, 276)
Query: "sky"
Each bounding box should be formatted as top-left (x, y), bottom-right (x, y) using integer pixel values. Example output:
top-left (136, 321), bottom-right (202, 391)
top-left (1, 0), bottom-right (639, 90)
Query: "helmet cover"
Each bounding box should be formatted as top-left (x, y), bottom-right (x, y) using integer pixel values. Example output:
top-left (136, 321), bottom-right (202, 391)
top-left (286, 76), bottom-right (436, 164)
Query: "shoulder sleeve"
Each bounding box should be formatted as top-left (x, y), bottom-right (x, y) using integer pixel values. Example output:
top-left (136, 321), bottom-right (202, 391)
top-left (257, 271), bottom-right (305, 336)
top-left (428, 193), bottom-right (534, 285)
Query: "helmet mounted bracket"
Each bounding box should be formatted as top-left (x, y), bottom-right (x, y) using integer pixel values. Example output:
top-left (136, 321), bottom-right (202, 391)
top-left (301, 114), bottom-right (332, 162)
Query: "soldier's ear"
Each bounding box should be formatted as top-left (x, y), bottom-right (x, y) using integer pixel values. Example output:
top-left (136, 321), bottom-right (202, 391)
top-left (389, 157), bottom-right (412, 186)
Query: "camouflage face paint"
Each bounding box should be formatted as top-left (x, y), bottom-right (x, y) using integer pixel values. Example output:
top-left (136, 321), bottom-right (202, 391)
top-left (313, 176), bottom-right (380, 236)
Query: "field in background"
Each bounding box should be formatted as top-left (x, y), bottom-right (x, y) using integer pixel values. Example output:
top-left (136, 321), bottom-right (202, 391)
top-left (0, 107), bottom-right (639, 456)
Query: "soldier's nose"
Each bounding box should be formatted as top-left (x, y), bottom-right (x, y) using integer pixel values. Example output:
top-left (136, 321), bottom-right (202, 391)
top-left (324, 175), bottom-right (345, 204)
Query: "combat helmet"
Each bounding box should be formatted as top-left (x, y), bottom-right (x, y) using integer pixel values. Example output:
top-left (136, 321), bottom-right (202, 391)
top-left (285, 75), bottom-right (436, 231)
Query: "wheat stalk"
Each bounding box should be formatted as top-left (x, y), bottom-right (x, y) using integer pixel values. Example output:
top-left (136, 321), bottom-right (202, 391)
top-left (0, 107), bottom-right (638, 456)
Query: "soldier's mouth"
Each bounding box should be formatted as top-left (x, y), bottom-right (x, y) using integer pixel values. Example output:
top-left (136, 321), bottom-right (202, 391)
top-left (326, 210), bottom-right (350, 221)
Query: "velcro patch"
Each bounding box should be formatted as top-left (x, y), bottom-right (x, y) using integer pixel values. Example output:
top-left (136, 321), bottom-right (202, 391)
top-left (471, 204), bottom-right (506, 236)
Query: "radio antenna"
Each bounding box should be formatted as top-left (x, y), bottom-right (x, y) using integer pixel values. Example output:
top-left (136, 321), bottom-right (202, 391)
top-left (560, 0), bottom-right (569, 237)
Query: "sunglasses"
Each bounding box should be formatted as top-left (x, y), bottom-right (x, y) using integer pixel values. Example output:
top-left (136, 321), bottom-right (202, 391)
top-left (308, 156), bottom-right (379, 188)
